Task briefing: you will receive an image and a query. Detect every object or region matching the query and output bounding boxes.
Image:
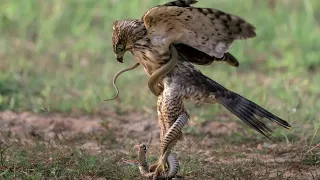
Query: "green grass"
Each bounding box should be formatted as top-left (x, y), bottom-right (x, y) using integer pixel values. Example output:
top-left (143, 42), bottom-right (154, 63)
top-left (0, 0), bottom-right (319, 179)
top-left (0, 137), bottom-right (318, 179)
top-left (0, 141), bottom-right (139, 179)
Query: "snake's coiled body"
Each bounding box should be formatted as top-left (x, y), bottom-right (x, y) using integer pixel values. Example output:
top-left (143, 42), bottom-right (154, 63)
top-left (148, 45), bottom-right (179, 96)
top-left (124, 112), bottom-right (189, 179)
top-left (160, 113), bottom-right (188, 154)
top-left (136, 151), bottom-right (179, 180)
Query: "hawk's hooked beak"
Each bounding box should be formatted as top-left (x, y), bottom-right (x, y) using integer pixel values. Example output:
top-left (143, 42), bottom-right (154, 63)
top-left (116, 56), bottom-right (123, 63)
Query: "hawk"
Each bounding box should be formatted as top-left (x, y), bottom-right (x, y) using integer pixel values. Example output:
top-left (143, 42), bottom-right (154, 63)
top-left (112, 0), bottom-right (256, 95)
top-left (112, 0), bottom-right (290, 179)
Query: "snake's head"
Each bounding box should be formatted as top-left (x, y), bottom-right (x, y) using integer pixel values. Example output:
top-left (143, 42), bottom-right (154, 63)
top-left (134, 143), bottom-right (147, 154)
top-left (133, 143), bottom-right (148, 167)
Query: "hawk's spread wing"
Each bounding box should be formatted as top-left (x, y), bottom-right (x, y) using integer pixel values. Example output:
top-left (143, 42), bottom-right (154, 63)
top-left (142, 1), bottom-right (256, 59)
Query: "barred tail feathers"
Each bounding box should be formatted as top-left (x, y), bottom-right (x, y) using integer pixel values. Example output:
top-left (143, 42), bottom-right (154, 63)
top-left (202, 75), bottom-right (290, 139)
top-left (215, 90), bottom-right (290, 139)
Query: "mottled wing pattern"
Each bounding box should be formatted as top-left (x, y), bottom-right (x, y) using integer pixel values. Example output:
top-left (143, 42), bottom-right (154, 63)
top-left (143, 5), bottom-right (256, 58)
top-left (162, 0), bottom-right (197, 7)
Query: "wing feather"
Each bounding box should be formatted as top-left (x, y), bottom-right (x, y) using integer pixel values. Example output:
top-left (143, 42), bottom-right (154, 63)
top-left (175, 43), bottom-right (239, 66)
top-left (199, 74), bottom-right (290, 139)
top-left (162, 0), bottom-right (198, 7)
top-left (143, 5), bottom-right (256, 58)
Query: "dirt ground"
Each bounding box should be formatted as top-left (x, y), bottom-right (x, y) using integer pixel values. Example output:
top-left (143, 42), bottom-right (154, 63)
top-left (0, 110), bottom-right (319, 179)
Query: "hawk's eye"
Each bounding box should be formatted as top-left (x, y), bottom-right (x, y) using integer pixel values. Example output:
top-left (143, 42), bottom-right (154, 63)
top-left (116, 44), bottom-right (124, 52)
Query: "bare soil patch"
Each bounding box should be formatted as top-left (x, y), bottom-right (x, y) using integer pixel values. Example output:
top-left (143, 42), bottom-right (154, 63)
top-left (0, 110), bottom-right (319, 179)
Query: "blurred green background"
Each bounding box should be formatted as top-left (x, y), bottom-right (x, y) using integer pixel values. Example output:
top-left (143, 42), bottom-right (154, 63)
top-left (0, 0), bottom-right (319, 140)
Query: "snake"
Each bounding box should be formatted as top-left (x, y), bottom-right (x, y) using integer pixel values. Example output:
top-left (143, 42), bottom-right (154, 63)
top-left (106, 45), bottom-right (179, 101)
top-left (123, 143), bottom-right (179, 180)
top-left (147, 45), bottom-right (179, 96)
top-left (122, 112), bottom-right (189, 179)
top-left (126, 143), bottom-right (179, 180)
top-left (104, 63), bottom-right (140, 101)
top-left (151, 112), bottom-right (189, 180)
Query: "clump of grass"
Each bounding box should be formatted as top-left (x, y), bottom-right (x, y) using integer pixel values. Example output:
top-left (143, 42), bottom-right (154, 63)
top-left (0, 0), bottom-right (319, 179)
top-left (0, 137), bottom-right (140, 179)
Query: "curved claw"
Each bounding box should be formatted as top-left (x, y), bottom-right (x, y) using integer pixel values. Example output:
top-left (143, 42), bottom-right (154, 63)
top-left (152, 160), bottom-right (166, 180)
top-left (129, 143), bottom-right (180, 180)
top-left (152, 153), bottom-right (180, 180)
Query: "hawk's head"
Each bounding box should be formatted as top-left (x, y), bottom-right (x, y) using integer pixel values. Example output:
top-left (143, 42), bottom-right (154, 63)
top-left (112, 20), bottom-right (145, 63)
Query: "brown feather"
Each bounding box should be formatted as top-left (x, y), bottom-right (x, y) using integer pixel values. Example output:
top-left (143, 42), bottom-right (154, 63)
top-left (162, 0), bottom-right (198, 7)
top-left (143, 5), bottom-right (256, 58)
top-left (175, 43), bottom-right (239, 66)
top-left (162, 60), bottom-right (290, 139)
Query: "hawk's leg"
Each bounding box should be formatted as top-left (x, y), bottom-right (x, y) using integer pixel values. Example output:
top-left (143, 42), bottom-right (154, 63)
top-left (151, 86), bottom-right (188, 179)
top-left (152, 113), bottom-right (188, 179)
top-left (156, 95), bottom-right (166, 144)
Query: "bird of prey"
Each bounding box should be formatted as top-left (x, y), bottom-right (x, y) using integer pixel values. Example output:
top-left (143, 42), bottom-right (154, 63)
top-left (112, 0), bottom-right (256, 96)
top-left (112, 0), bottom-right (290, 179)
